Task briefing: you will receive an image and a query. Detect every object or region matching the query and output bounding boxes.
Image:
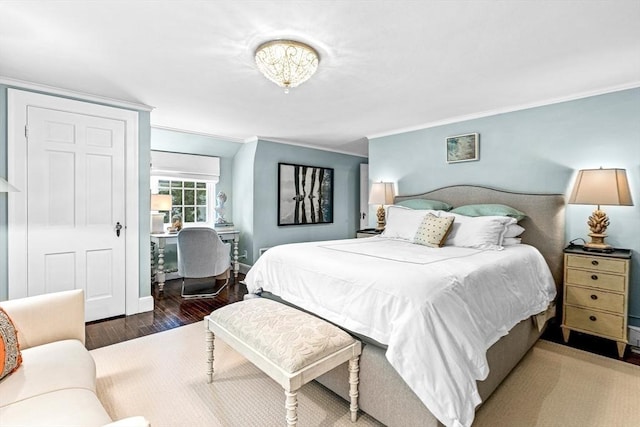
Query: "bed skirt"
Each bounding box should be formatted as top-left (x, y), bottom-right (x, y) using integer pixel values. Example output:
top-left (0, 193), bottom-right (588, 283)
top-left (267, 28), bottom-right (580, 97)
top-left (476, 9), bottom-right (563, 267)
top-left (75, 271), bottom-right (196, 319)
top-left (314, 313), bottom-right (546, 427)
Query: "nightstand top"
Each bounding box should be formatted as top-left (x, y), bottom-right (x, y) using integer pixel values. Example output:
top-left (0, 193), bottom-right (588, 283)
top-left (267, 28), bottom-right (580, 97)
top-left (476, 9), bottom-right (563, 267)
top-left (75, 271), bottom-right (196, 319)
top-left (564, 244), bottom-right (631, 259)
top-left (357, 229), bottom-right (382, 235)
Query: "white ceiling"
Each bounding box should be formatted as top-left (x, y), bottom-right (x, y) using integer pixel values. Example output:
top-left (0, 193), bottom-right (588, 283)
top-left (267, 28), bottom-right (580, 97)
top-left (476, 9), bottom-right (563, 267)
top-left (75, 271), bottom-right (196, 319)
top-left (1, 1), bottom-right (639, 157)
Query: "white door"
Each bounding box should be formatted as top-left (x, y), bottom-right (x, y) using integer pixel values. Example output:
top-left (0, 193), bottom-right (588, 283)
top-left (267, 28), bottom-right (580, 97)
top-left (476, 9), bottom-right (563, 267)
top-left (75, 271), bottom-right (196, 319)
top-left (25, 107), bottom-right (126, 321)
top-left (8, 90), bottom-right (140, 322)
top-left (359, 163), bottom-right (369, 229)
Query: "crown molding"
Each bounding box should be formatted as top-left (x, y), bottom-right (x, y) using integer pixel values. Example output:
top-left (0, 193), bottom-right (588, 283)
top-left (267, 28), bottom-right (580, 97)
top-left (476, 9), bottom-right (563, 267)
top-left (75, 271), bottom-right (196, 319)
top-left (151, 125), bottom-right (245, 143)
top-left (257, 136), bottom-right (368, 158)
top-left (0, 76), bottom-right (154, 112)
top-left (367, 82), bottom-right (640, 140)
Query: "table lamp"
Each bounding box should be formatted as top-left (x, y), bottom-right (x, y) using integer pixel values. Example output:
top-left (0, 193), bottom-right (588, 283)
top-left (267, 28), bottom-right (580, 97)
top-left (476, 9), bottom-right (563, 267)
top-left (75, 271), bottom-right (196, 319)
top-left (369, 182), bottom-right (395, 230)
top-left (150, 194), bottom-right (172, 234)
top-left (568, 167), bottom-right (633, 251)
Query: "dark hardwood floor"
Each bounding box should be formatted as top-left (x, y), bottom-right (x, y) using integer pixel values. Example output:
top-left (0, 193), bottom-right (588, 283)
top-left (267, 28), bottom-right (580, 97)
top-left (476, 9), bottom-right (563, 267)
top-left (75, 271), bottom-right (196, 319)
top-left (85, 274), bottom-right (247, 350)
top-left (541, 318), bottom-right (640, 366)
top-left (86, 274), bottom-right (640, 366)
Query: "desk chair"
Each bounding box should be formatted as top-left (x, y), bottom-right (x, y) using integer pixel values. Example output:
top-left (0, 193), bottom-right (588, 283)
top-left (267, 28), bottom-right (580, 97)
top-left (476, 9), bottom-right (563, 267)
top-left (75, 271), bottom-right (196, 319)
top-left (177, 227), bottom-right (231, 298)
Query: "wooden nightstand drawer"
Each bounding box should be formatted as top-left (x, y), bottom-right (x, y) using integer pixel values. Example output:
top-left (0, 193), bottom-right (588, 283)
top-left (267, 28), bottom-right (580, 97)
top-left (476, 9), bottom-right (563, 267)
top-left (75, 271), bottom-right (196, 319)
top-left (565, 285), bottom-right (624, 314)
top-left (564, 306), bottom-right (625, 340)
top-left (566, 254), bottom-right (626, 274)
top-left (562, 247), bottom-right (631, 358)
top-left (565, 268), bottom-right (625, 292)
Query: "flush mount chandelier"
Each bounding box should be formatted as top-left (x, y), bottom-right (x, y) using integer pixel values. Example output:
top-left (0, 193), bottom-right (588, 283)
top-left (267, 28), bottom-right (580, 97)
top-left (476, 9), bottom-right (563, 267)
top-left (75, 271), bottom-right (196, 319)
top-left (254, 40), bottom-right (319, 93)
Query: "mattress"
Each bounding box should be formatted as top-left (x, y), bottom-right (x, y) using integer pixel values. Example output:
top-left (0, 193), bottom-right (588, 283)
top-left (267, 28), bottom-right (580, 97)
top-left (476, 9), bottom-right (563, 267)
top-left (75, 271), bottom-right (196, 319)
top-left (245, 237), bottom-right (556, 427)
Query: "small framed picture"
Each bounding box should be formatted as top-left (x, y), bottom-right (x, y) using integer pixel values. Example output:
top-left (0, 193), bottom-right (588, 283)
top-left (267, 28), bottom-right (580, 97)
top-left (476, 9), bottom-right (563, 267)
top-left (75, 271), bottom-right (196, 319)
top-left (446, 133), bottom-right (479, 163)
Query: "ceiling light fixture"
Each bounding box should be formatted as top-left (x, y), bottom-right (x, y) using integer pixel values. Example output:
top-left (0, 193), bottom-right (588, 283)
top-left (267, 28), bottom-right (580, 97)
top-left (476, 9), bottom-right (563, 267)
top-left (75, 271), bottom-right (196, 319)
top-left (254, 40), bottom-right (319, 93)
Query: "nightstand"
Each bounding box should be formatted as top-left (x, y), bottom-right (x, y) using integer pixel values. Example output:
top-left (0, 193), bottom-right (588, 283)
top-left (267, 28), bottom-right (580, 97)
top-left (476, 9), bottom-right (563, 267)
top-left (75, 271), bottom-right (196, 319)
top-left (356, 229), bottom-right (382, 238)
top-left (562, 245), bottom-right (631, 358)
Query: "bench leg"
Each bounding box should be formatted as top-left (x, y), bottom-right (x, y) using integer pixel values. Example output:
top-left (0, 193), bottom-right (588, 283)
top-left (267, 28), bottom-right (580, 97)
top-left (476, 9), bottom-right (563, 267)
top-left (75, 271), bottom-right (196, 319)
top-left (205, 329), bottom-right (215, 383)
top-left (349, 356), bottom-right (360, 422)
top-left (285, 390), bottom-right (298, 426)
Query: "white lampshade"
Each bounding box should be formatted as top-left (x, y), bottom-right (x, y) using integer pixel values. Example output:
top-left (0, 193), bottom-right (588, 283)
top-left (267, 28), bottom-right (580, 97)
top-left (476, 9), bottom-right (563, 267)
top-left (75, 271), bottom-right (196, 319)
top-left (150, 194), bottom-right (172, 234)
top-left (369, 182), bottom-right (395, 205)
top-left (569, 168), bottom-right (633, 207)
top-left (151, 194), bottom-right (172, 211)
top-left (568, 167), bottom-right (633, 250)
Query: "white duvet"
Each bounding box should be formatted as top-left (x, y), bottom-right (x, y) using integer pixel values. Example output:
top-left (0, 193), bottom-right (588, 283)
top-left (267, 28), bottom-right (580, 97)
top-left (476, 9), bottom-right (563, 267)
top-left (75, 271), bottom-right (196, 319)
top-left (245, 237), bottom-right (556, 427)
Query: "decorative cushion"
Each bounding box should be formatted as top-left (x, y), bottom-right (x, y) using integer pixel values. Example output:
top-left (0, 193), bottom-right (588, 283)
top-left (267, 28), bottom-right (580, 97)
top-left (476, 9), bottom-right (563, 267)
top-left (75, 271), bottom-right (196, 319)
top-left (450, 204), bottom-right (526, 222)
top-left (209, 299), bottom-right (355, 373)
top-left (413, 214), bottom-right (455, 248)
top-left (395, 199), bottom-right (453, 211)
top-left (0, 307), bottom-right (22, 381)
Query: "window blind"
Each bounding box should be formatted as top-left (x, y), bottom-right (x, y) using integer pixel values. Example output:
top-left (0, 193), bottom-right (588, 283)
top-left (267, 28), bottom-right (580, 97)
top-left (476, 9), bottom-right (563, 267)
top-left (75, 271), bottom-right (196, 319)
top-left (150, 150), bottom-right (220, 182)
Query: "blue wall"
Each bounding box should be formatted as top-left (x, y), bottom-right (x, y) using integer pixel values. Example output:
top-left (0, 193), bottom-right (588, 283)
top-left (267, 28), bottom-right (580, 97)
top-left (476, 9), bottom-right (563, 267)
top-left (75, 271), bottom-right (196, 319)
top-left (369, 88), bottom-right (640, 327)
top-left (247, 140), bottom-right (364, 263)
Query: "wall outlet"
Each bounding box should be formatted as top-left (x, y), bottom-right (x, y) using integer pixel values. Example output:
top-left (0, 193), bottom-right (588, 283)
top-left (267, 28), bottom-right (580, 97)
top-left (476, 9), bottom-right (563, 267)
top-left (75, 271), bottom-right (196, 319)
top-left (629, 326), bottom-right (640, 349)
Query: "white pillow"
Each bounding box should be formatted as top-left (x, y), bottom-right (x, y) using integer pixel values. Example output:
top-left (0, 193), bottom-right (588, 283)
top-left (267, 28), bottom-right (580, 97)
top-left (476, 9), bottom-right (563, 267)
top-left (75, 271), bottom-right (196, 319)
top-left (502, 237), bottom-right (522, 246)
top-left (382, 205), bottom-right (441, 240)
top-left (439, 212), bottom-right (516, 250)
top-left (503, 224), bottom-right (525, 238)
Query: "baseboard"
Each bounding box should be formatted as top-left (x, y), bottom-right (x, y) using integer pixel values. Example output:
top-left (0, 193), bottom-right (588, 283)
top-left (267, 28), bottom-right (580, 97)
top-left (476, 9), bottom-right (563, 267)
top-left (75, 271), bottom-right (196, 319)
top-left (138, 295), bottom-right (154, 313)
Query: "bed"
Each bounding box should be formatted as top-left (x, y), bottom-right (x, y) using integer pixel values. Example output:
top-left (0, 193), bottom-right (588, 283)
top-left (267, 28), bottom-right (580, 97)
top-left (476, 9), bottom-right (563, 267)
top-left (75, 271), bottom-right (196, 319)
top-left (245, 185), bottom-right (565, 427)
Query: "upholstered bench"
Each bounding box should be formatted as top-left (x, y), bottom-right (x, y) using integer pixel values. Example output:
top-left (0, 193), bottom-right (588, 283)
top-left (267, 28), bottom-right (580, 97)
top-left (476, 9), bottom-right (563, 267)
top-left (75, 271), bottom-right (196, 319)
top-left (204, 298), bottom-right (362, 426)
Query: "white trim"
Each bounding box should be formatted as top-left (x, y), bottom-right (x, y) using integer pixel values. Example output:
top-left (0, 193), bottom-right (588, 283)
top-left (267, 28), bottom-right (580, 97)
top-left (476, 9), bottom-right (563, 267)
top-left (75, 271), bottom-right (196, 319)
top-left (152, 125), bottom-right (245, 143)
top-left (138, 295), bottom-right (155, 314)
top-left (258, 137), bottom-right (368, 158)
top-left (367, 81), bottom-right (640, 140)
top-left (0, 76), bottom-right (154, 112)
top-left (7, 90), bottom-right (141, 319)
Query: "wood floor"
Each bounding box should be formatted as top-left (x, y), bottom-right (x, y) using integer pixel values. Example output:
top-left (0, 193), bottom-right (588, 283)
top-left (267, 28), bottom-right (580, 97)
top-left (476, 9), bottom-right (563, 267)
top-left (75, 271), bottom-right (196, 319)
top-left (86, 274), bottom-right (640, 366)
top-left (85, 274), bottom-right (247, 350)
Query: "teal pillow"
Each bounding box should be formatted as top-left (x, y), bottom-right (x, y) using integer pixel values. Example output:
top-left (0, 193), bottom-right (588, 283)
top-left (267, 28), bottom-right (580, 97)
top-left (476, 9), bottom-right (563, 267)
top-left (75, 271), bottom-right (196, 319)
top-left (395, 199), bottom-right (452, 211)
top-left (450, 204), bottom-right (526, 221)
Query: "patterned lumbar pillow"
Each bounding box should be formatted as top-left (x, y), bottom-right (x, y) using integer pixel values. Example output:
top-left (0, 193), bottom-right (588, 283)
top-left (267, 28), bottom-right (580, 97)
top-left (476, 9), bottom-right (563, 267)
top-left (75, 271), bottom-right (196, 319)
top-left (414, 214), bottom-right (455, 247)
top-left (0, 307), bottom-right (22, 380)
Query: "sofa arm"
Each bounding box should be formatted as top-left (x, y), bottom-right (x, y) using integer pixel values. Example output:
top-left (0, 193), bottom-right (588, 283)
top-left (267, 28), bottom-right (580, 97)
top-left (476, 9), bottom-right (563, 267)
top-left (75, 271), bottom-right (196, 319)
top-left (103, 416), bottom-right (150, 427)
top-left (0, 289), bottom-right (85, 350)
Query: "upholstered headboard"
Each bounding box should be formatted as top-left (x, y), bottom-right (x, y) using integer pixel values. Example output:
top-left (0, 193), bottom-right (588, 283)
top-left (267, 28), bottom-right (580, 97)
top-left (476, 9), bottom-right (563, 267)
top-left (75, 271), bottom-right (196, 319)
top-left (395, 185), bottom-right (565, 288)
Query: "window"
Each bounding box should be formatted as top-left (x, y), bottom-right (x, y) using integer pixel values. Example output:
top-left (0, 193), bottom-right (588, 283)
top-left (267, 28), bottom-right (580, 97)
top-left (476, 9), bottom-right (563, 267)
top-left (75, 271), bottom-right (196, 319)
top-left (152, 177), bottom-right (216, 226)
top-left (150, 151), bottom-right (221, 228)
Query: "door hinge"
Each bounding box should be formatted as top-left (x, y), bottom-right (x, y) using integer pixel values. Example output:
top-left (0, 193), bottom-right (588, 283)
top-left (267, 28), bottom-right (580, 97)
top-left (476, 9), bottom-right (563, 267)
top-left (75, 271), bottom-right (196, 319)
top-left (24, 125), bottom-right (28, 140)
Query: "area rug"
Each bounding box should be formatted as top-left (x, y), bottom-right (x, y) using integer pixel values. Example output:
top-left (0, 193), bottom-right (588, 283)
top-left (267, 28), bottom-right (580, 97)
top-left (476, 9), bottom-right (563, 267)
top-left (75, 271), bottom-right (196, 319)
top-left (90, 323), bottom-right (640, 427)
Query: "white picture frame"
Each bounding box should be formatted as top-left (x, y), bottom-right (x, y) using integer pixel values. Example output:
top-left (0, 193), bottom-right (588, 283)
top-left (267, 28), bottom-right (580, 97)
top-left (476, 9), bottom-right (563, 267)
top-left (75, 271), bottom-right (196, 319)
top-left (446, 133), bottom-right (479, 163)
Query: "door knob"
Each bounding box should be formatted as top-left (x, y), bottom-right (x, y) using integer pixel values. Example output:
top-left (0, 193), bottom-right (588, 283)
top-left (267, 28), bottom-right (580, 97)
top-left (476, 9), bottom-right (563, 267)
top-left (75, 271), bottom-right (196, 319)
top-left (115, 222), bottom-right (123, 237)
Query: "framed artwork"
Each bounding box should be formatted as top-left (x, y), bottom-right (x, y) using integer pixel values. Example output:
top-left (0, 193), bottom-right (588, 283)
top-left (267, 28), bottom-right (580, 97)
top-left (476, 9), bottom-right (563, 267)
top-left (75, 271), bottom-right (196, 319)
top-left (446, 133), bottom-right (479, 163)
top-left (278, 163), bottom-right (333, 226)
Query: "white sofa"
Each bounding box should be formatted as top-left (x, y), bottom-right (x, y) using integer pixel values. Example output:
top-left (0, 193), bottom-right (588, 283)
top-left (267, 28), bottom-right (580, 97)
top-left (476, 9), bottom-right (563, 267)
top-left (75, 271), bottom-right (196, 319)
top-left (0, 290), bottom-right (148, 427)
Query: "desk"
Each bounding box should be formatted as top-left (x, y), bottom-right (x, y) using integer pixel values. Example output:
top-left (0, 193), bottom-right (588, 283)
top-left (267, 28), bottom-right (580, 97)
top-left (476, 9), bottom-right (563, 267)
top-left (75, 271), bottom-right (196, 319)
top-left (151, 229), bottom-right (240, 292)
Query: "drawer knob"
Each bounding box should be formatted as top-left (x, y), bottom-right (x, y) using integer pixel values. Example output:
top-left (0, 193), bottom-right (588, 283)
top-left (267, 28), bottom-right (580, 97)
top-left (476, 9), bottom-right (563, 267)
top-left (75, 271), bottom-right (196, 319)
top-left (591, 274), bottom-right (598, 280)
top-left (589, 315), bottom-right (597, 322)
top-left (590, 294), bottom-right (598, 300)
top-left (591, 260), bottom-right (599, 266)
